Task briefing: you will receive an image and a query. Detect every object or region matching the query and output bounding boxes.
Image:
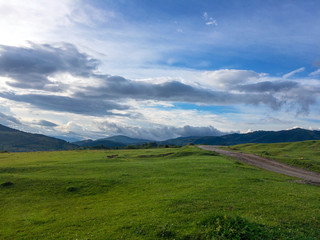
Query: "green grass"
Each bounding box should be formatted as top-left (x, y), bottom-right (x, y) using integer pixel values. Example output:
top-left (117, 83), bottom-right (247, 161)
top-left (0, 146), bottom-right (319, 239)
top-left (223, 140), bottom-right (320, 173)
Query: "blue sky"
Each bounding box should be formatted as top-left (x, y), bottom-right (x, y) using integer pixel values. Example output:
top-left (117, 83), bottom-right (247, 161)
top-left (0, 0), bottom-right (319, 140)
top-left (89, 0), bottom-right (319, 73)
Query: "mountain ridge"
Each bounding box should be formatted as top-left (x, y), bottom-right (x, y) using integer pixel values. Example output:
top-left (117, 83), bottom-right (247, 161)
top-left (73, 135), bottom-right (150, 148)
top-left (159, 128), bottom-right (320, 146)
top-left (0, 124), bottom-right (77, 152)
top-left (72, 128), bottom-right (320, 148)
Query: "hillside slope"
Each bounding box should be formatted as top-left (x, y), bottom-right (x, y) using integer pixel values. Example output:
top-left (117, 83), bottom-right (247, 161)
top-left (0, 124), bottom-right (76, 152)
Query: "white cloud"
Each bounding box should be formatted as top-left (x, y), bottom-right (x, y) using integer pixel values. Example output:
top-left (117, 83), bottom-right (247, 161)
top-left (200, 69), bottom-right (259, 89)
top-left (0, 0), bottom-right (117, 49)
top-left (203, 12), bottom-right (218, 26)
top-left (0, 0), bottom-right (75, 46)
top-left (94, 120), bottom-right (225, 141)
top-left (282, 67), bottom-right (305, 79)
top-left (309, 69), bottom-right (320, 76)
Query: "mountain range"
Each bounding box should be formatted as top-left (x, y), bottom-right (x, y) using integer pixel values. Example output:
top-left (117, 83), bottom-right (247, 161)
top-left (73, 135), bottom-right (150, 148)
top-left (159, 128), bottom-right (320, 146)
top-left (1, 123), bottom-right (320, 152)
top-left (75, 128), bottom-right (320, 147)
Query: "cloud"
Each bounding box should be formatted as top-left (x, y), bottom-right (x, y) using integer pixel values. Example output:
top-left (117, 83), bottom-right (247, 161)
top-left (0, 42), bottom-right (99, 89)
top-left (0, 112), bottom-right (21, 125)
top-left (175, 125), bottom-right (224, 137)
top-left (288, 87), bottom-right (318, 115)
top-left (234, 78), bottom-right (319, 114)
top-left (0, 92), bottom-right (129, 116)
top-left (0, 42), bottom-right (318, 117)
top-left (201, 69), bottom-right (259, 88)
top-left (33, 120), bottom-right (58, 127)
top-left (95, 121), bottom-right (224, 140)
top-left (203, 12), bottom-right (218, 26)
top-left (236, 81), bottom-right (298, 92)
top-left (199, 69), bottom-right (319, 114)
top-left (78, 75), bottom-right (283, 110)
top-left (259, 117), bottom-right (293, 125)
top-left (0, 0), bottom-right (74, 46)
top-left (282, 67), bottom-right (305, 79)
top-left (309, 69), bottom-right (320, 76)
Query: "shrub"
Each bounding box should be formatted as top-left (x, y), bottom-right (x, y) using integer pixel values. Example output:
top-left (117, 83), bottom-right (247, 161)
top-left (196, 215), bottom-right (271, 240)
top-left (66, 186), bottom-right (77, 192)
top-left (1, 181), bottom-right (13, 187)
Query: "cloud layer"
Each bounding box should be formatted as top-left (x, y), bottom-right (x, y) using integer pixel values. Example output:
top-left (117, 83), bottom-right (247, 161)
top-left (0, 43), bottom-right (98, 89)
top-left (95, 121), bottom-right (225, 140)
top-left (0, 43), bottom-right (319, 116)
top-left (0, 42), bottom-right (319, 140)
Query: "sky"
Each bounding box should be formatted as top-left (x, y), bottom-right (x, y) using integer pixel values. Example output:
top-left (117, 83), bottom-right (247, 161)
top-left (0, 0), bottom-right (320, 141)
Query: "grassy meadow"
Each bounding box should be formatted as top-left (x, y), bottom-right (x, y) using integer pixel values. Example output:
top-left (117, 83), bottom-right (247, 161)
top-left (0, 146), bottom-right (319, 239)
top-left (224, 140), bottom-right (320, 173)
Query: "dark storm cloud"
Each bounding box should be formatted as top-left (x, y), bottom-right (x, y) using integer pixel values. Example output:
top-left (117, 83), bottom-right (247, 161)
top-left (0, 42), bottom-right (99, 89)
top-left (0, 92), bottom-right (128, 116)
top-left (236, 81), bottom-right (299, 92)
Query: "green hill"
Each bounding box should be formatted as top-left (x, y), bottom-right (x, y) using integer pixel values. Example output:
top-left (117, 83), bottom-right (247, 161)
top-left (0, 124), bottom-right (76, 152)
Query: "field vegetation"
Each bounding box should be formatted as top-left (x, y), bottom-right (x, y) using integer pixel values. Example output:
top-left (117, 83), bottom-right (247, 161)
top-left (0, 146), bottom-right (319, 239)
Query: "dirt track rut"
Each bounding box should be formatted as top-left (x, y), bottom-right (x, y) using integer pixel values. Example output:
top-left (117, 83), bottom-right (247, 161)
top-left (198, 145), bottom-right (320, 185)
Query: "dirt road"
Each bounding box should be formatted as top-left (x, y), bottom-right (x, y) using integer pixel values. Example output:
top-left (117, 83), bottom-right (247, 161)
top-left (198, 145), bottom-right (320, 185)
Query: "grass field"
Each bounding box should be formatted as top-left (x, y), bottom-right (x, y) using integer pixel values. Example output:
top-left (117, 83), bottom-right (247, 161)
top-left (224, 140), bottom-right (320, 173)
top-left (0, 146), bottom-right (319, 239)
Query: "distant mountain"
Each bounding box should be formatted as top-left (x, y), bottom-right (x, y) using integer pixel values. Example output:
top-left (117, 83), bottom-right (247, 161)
top-left (73, 135), bottom-right (150, 148)
top-left (0, 124), bottom-right (77, 152)
top-left (74, 128), bottom-right (320, 148)
top-left (2, 124), bottom-right (319, 152)
top-left (73, 139), bottom-right (126, 148)
top-left (104, 135), bottom-right (150, 145)
top-left (160, 128), bottom-right (320, 146)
